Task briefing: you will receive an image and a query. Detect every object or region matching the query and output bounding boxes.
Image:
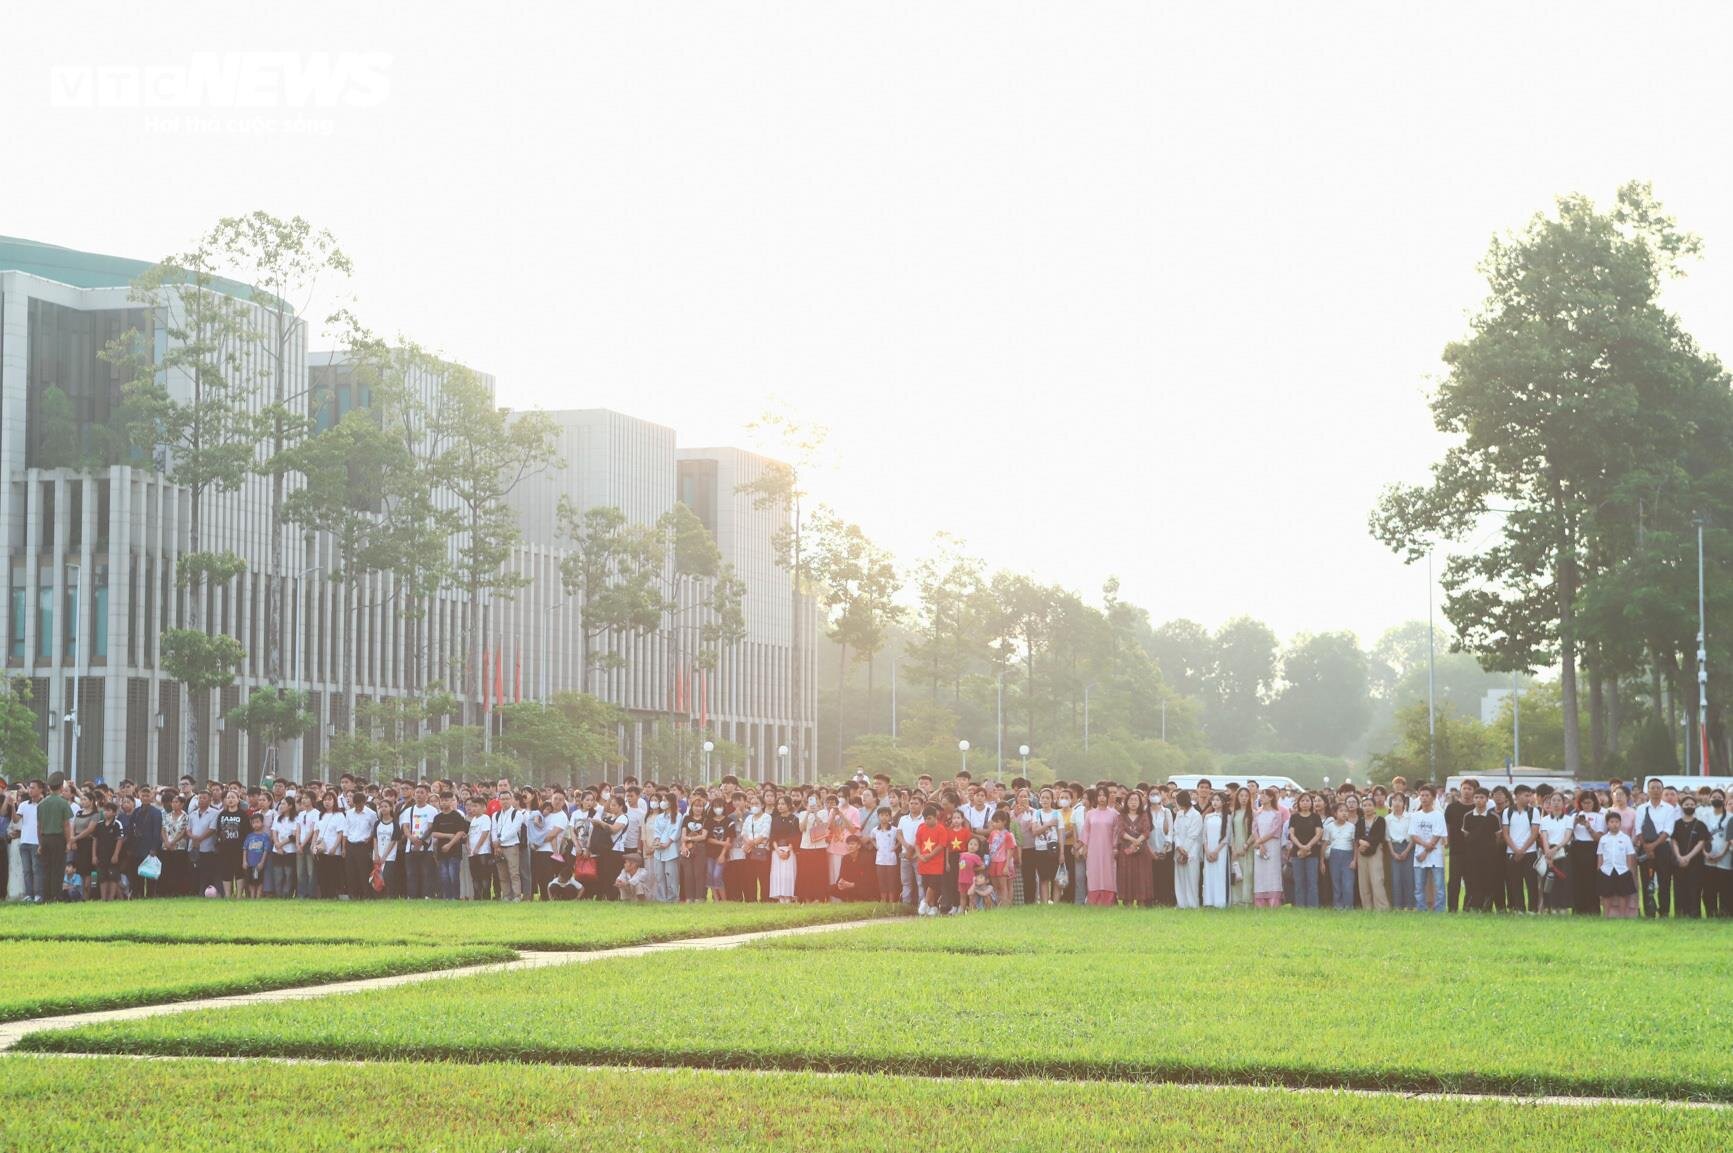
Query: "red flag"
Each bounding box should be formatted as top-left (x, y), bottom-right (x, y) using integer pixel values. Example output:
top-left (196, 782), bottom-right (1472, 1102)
top-left (514, 649), bottom-right (522, 703)
top-left (482, 649), bottom-right (491, 713)
top-left (495, 647), bottom-right (506, 705)
top-left (677, 668), bottom-right (688, 714)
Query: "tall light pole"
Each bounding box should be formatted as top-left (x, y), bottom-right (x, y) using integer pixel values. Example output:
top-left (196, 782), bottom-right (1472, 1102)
top-left (958, 739), bottom-right (969, 777)
top-left (64, 558), bottom-right (80, 776)
top-left (777, 743), bottom-right (789, 786)
top-left (1696, 514), bottom-right (1710, 776)
top-left (702, 739), bottom-right (715, 786)
top-left (1427, 553), bottom-right (1437, 780)
top-left (1019, 743), bottom-right (1030, 779)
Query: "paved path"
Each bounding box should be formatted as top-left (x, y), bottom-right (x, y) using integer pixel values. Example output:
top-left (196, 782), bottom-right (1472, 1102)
top-left (0, 917), bottom-right (878, 1052)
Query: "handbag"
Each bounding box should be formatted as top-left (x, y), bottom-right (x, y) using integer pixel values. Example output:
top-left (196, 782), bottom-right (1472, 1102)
top-left (1231, 860), bottom-right (1243, 883)
top-left (370, 862), bottom-right (386, 893)
top-left (572, 855), bottom-right (598, 880)
top-left (136, 854), bottom-right (163, 881)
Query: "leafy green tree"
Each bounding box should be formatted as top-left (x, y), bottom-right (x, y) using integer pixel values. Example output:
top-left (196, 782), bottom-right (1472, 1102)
top-left (0, 677), bottom-right (48, 780)
top-left (1206, 616), bottom-right (1277, 753)
top-left (208, 213), bottom-right (351, 699)
top-left (33, 386), bottom-right (80, 470)
top-left (558, 504), bottom-right (670, 695)
top-left (498, 692), bottom-right (621, 784)
top-left (1372, 183), bottom-right (1714, 777)
top-left (104, 244), bottom-right (263, 777)
top-left (906, 534), bottom-right (988, 706)
top-left (810, 510), bottom-right (903, 767)
top-left (1270, 631), bottom-right (1372, 756)
top-left (225, 687), bottom-right (315, 771)
top-left (1369, 700), bottom-right (1496, 787)
top-left (1148, 618), bottom-right (1213, 699)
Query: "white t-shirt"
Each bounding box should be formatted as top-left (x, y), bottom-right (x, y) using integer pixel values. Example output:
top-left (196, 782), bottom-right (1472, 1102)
top-left (1571, 810), bottom-right (1605, 842)
top-left (1503, 807), bottom-right (1537, 856)
top-left (1409, 808), bottom-right (1448, 867)
top-left (1322, 818), bottom-right (1357, 853)
top-left (1598, 831), bottom-right (1636, 875)
top-left (493, 807), bottom-right (525, 848)
top-left (316, 812), bottom-right (346, 854)
top-left (271, 815), bottom-right (300, 854)
top-left (872, 826), bottom-right (899, 867)
top-left (897, 813), bottom-right (923, 856)
top-left (1536, 814), bottom-right (1573, 858)
top-left (16, 800), bottom-right (38, 845)
top-left (402, 804), bottom-right (438, 852)
top-left (467, 814), bottom-right (493, 855)
top-left (536, 810), bottom-right (569, 853)
top-left (1706, 811), bottom-right (1732, 871)
top-left (1634, 801), bottom-right (1681, 844)
top-left (374, 818), bottom-right (398, 863)
top-left (1383, 811), bottom-right (1412, 844)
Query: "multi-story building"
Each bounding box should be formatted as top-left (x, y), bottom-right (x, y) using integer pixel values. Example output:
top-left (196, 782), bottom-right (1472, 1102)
top-left (1, 235), bottom-right (814, 785)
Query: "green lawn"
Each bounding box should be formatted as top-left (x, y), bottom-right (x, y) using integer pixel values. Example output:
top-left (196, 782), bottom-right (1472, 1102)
top-left (0, 898), bottom-right (899, 949)
top-left (24, 906), bottom-right (1732, 1099)
top-left (0, 939), bottom-right (513, 1022)
top-left (0, 1057), bottom-right (1725, 1152)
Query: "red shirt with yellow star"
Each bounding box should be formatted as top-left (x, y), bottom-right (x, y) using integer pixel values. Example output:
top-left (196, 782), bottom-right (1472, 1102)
top-left (915, 820), bottom-right (948, 876)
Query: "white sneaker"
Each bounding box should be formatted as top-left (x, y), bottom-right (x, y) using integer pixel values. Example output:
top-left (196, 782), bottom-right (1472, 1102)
top-left (918, 900), bottom-right (929, 916)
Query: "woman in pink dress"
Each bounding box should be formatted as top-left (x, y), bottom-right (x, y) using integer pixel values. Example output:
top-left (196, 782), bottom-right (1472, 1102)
top-left (1251, 785), bottom-right (1286, 907)
top-left (1083, 788), bottom-right (1122, 906)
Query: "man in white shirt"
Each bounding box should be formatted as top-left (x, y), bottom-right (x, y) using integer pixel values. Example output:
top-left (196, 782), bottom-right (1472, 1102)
top-left (15, 784), bottom-right (41, 903)
top-left (400, 784), bottom-right (439, 899)
top-left (1409, 786), bottom-right (1448, 913)
top-left (896, 799), bottom-right (924, 907)
top-left (1502, 787), bottom-right (1539, 913)
top-left (492, 791), bottom-right (526, 901)
top-left (1635, 778), bottom-right (1682, 917)
top-left (342, 791), bottom-right (379, 900)
top-left (1171, 791), bottom-right (1205, 909)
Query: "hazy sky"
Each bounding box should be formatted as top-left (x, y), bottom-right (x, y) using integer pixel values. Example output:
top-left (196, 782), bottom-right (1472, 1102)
top-left (8, 2), bottom-right (1733, 648)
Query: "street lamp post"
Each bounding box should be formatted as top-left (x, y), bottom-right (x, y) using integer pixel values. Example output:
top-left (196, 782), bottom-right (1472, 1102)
top-left (66, 562), bottom-right (81, 783)
top-left (702, 740), bottom-right (715, 786)
top-left (1019, 744), bottom-right (1030, 778)
top-left (958, 739), bottom-right (969, 777)
top-left (777, 743), bottom-right (790, 786)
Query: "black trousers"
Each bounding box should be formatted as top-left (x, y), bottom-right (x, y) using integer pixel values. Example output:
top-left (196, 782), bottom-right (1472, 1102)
top-left (38, 837), bottom-right (68, 902)
top-left (1568, 842), bottom-right (1599, 914)
top-left (1641, 858), bottom-right (1673, 917)
top-left (345, 842), bottom-right (375, 900)
top-left (1706, 869), bottom-right (1733, 917)
top-left (1507, 854), bottom-right (1539, 913)
top-left (1674, 862), bottom-right (1703, 917)
top-left (1448, 847), bottom-right (1467, 911)
top-left (468, 853), bottom-right (495, 899)
top-left (316, 854), bottom-right (345, 899)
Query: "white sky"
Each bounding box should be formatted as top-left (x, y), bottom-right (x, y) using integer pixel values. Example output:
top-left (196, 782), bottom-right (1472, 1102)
top-left (7, 1), bottom-right (1733, 646)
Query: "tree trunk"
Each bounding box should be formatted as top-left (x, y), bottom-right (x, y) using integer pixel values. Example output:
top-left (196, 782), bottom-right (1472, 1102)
top-left (835, 638), bottom-right (847, 777)
top-left (1556, 519), bottom-right (1582, 779)
top-left (1587, 659), bottom-right (1606, 772)
top-left (1607, 676), bottom-right (1624, 760)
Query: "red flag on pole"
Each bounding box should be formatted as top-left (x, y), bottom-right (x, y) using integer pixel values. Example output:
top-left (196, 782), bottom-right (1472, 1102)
top-left (482, 649), bottom-right (491, 713)
top-left (495, 647), bottom-right (506, 706)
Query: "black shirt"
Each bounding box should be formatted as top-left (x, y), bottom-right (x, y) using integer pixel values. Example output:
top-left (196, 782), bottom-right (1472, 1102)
top-left (1445, 800), bottom-right (1471, 848)
top-left (1288, 813), bottom-right (1321, 852)
top-left (1355, 815), bottom-right (1386, 854)
top-left (430, 811), bottom-right (470, 856)
top-left (1461, 810), bottom-right (1501, 856)
top-left (705, 809), bottom-right (731, 858)
top-left (216, 810), bottom-right (247, 847)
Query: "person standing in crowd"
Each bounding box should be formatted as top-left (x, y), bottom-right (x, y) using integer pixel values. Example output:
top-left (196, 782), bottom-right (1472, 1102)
top-left (1672, 796), bottom-right (1708, 918)
top-left (292, 792), bottom-right (318, 899)
top-left (375, 794), bottom-right (403, 898)
top-left (35, 778), bottom-right (76, 905)
top-left (1252, 786), bottom-right (1285, 908)
top-left (1171, 789), bottom-right (1204, 909)
top-left (1445, 780), bottom-right (1475, 911)
top-left (1286, 792), bottom-right (1322, 908)
top-left (1019, 790), bottom-right (1057, 906)
top-left (648, 794), bottom-right (683, 902)
top-left (1704, 793), bottom-right (1731, 916)
top-left (1410, 785), bottom-right (1447, 912)
top-left (1459, 789), bottom-right (1502, 912)
top-left (1148, 792), bottom-right (1175, 907)
top-left (491, 789), bottom-right (524, 901)
top-left (1117, 789), bottom-right (1154, 907)
top-left (269, 799), bottom-right (299, 899)
top-left (159, 793), bottom-right (189, 897)
top-left (913, 804), bottom-right (946, 916)
top-left (740, 796), bottom-right (772, 902)
top-left (126, 787), bottom-right (163, 898)
top-left (313, 792), bottom-right (345, 899)
top-left (1597, 811), bottom-right (1639, 918)
top-left (1080, 785), bottom-right (1120, 907)
top-left (15, 781), bottom-right (42, 902)
top-left (345, 790), bottom-right (380, 900)
top-left (1502, 786), bottom-right (1540, 914)
top-left (1229, 788), bottom-right (1253, 907)
top-left (216, 791), bottom-right (248, 898)
top-left (1535, 790), bottom-right (1575, 914)
top-left (1634, 778), bottom-right (1679, 918)
top-left (401, 785), bottom-right (438, 900)
top-left (1568, 791), bottom-right (1604, 916)
top-left (429, 791), bottom-right (468, 900)
top-left (768, 796), bottom-right (799, 903)
top-left (1201, 792), bottom-right (1230, 908)
top-left (1353, 795), bottom-right (1388, 911)
top-left (1384, 792), bottom-right (1414, 911)
top-left (1321, 800), bottom-right (1356, 910)
top-left (793, 794), bottom-right (827, 904)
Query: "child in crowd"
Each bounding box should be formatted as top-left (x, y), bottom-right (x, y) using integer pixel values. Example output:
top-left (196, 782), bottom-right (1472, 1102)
top-left (242, 814), bottom-right (272, 899)
top-left (61, 863), bottom-right (85, 902)
top-left (958, 836), bottom-right (989, 912)
top-left (986, 810), bottom-right (1016, 909)
top-left (616, 853), bottom-right (652, 902)
top-left (871, 807), bottom-right (900, 902)
top-left (1597, 811), bottom-right (1639, 918)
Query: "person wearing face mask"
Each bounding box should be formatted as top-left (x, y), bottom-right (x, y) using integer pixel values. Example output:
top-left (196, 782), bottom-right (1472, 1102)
top-left (680, 791), bottom-right (711, 903)
top-left (797, 794), bottom-right (831, 904)
top-left (648, 795), bottom-right (683, 902)
top-left (1702, 794), bottom-right (1731, 916)
top-left (741, 796), bottom-right (772, 902)
top-left (703, 795), bottom-right (733, 903)
top-left (1671, 798), bottom-right (1709, 918)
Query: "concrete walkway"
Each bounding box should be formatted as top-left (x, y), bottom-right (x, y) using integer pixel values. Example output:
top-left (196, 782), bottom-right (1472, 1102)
top-left (0, 917), bottom-right (879, 1052)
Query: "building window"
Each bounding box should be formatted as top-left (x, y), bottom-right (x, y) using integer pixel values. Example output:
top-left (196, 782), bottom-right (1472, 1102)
top-left (9, 582), bottom-right (24, 661)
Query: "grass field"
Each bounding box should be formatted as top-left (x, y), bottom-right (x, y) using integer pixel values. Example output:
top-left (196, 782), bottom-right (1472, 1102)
top-left (0, 898), bottom-right (899, 949)
top-left (0, 1056), bottom-right (1726, 1153)
top-left (0, 939), bottom-right (513, 1022)
top-left (23, 906), bottom-right (1731, 1099)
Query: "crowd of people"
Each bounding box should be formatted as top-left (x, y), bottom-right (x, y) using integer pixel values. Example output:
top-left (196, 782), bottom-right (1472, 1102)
top-left (2, 767), bottom-right (1729, 918)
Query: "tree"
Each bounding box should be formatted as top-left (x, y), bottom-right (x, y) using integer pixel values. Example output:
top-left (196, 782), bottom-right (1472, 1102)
top-left (278, 409), bottom-right (410, 735)
top-left (1372, 183), bottom-right (1713, 778)
top-left (810, 510), bottom-right (903, 768)
top-left (557, 504), bottom-right (669, 695)
top-left (208, 213), bottom-right (351, 713)
top-left (1207, 616), bottom-right (1277, 753)
top-left (1148, 618), bottom-right (1214, 699)
top-left (33, 386), bottom-right (80, 470)
top-left (104, 244), bottom-right (264, 778)
top-left (906, 534), bottom-right (987, 705)
top-left (1269, 632), bottom-right (1372, 756)
top-left (737, 411), bottom-right (827, 783)
top-left (1368, 700), bottom-right (1495, 786)
top-left (0, 676), bottom-right (47, 780)
top-left (425, 371), bottom-right (558, 735)
top-left (498, 693), bottom-right (622, 784)
top-left (225, 688), bottom-right (316, 776)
